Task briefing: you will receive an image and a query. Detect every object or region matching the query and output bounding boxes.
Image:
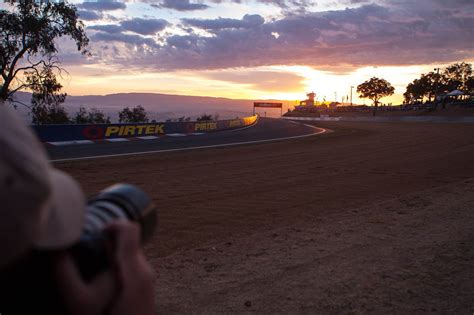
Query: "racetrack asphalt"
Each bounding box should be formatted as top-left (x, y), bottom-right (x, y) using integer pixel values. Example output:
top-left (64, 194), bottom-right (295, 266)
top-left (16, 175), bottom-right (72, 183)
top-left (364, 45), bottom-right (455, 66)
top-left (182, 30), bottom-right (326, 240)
top-left (46, 118), bottom-right (324, 161)
top-left (57, 120), bottom-right (474, 313)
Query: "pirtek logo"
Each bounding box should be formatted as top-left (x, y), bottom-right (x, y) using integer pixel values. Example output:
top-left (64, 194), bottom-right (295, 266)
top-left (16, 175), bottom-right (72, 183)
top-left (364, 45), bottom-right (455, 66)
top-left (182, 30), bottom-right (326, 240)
top-left (228, 119), bottom-right (242, 128)
top-left (105, 124), bottom-right (165, 137)
top-left (195, 122), bottom-right (217, 131)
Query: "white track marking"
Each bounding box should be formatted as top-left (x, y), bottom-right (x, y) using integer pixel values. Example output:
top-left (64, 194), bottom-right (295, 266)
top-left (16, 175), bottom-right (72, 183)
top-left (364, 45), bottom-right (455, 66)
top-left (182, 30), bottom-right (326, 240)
top-left (190, 133), bottom-right (205, 135)
top-left (105, 138), bottom-right (130, 142)
top-left (136, 136), bottom-right (160, 140)
top-left (48, 140), bottom-right (94, 146)
top-left (167, 133), bottom-right (187, 137)
top-left (50, 122), bottom-right (330, 162)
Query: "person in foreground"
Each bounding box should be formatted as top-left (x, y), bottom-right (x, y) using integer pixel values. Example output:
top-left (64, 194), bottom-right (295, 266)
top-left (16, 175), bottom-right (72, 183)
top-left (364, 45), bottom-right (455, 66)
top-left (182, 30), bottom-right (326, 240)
top-left (0, 103), bottom-right (155, 315)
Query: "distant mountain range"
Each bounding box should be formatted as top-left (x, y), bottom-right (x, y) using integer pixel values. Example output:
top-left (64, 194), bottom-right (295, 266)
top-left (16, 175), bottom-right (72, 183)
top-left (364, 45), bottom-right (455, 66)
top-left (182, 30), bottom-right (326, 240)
top-left (10, 91), bottom-right (294, 122)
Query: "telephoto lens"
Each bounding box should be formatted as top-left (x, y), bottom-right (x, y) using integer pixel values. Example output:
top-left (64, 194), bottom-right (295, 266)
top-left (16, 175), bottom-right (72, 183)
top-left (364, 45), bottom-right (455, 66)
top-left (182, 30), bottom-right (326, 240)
top-left (71, 183), bottom-right (157, 280)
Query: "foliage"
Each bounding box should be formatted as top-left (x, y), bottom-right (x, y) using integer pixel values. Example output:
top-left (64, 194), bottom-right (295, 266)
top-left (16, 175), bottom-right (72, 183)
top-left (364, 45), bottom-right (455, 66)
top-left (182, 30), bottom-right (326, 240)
top-left (467, 77), bottom-right (474, 93)
top-left (403, 62), bottom-right (473, 104)
top-left (0, 0), bottom-right (89, 101)
top-left (118, 105), bottom-right (148, 123)
top-left (74, 106), bottom-right (110, 124)
top-left (403, 72), bottom-right (443, 104)
top-left (29, 64), bottom-right (69, 124)
top-left (31, 102), bottom-right (69, 124)
top-left (443, 62), bottom-right (472, 92)
top-left (196, 114), bottom-right (213, 121)
top-left (357, 77), bottom-right (395, 107)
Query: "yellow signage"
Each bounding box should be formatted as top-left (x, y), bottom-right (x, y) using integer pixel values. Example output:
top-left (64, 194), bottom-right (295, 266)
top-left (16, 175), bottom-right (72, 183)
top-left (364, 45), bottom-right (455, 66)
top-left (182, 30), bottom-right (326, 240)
top-left (105, 124), bottom-right (165, 137)
top-left (229, 119), bottom-right (242, 127)
top-left (195, 122), bottom-right (218, 131)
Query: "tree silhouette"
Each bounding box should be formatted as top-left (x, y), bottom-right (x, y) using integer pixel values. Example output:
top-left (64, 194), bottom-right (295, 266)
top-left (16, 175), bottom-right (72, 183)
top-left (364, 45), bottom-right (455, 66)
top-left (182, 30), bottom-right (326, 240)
top-left (118, 105), bottom-right (148, 123)
top-left (403, 62), bottom-right (473, 104)
top-left (357, 77), bottom-right (395, 108)
top-left (29, 64), bottom-right (69, 124)
top-left (74, 106), bottom-right (110, 124)
top-left (443, 62), bottom-right (472, 92)
top-left (197, 114), bottom-right (213, 121)
top-left (467, 77), bottom-right (474, 94)
top-left (404, 72), bottom-right (444, 103)
top-left (0, 0), bottom-right (89, 102)
top-left (404, 80), bottom-right (424, 104)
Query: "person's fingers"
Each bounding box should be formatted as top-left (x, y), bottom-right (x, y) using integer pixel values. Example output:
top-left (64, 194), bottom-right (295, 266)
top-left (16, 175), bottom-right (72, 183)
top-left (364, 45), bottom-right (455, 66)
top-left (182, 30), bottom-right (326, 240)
top-left (88, 267), bottom-right (116, 302)
top-left (103, 221), bottom-right (156, 315)
top-left (105, 221), bottom-right (141, 262)
top-left (54, 252), bottom-right (88, 305)
top-left (54, 252), bottom-right (116, 315)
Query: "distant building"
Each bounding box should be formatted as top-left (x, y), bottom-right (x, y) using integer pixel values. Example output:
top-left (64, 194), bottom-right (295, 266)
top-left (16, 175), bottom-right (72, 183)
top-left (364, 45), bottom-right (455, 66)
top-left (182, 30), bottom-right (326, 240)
top-left (294, 92), bottom-right (317, 111)
top-left (299, 92), bottom-right (316, 106)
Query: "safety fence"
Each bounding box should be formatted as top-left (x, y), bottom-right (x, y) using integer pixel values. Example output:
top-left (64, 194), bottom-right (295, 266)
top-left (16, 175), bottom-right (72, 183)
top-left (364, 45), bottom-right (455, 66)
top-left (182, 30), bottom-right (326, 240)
top-left (32, 115), bottom-right (258, 142)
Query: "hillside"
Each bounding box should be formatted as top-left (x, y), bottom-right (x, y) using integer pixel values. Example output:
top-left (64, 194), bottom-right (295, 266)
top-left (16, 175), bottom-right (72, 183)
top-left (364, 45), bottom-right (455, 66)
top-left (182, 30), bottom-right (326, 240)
top-left (10, 92), bottom-right (294, 122)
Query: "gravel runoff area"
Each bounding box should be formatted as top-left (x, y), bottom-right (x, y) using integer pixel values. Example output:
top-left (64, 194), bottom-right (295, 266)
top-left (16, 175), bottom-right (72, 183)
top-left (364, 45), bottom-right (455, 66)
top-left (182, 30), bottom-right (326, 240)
top-left (56, 121), bottom-right (474, 314)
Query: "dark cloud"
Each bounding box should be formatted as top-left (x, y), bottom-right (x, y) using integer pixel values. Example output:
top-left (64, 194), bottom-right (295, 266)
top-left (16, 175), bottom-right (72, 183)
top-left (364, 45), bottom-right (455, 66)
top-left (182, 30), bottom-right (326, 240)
top-left (88, 18), bottom-right (169, 36)
top-left (88, 24), bottom-right (124, 33)
top-left (182, 14), bottom-right (265, 31)
top-left (208, 0), bottom-right (317, 8)
top-left (150, 0), bottom-right (316, 11)
top-left (120, 18), bottom-right (169, 35)
top-left (92, 32), bottom-right (160, 48)
top-left (79, 1), bottom-right (126, 12)
top-left (77, 9), bottom-right (103, 21)
top-left (87, 0), bottom-right (474, 73)
top-left (85, 18), bottom-right (169, 62)
top-left (156, 0), bottom-right (209, 11)
top-left (166, 35), bottom-right (199, 49)
top-left (155, 1), bottom-right (473, 71)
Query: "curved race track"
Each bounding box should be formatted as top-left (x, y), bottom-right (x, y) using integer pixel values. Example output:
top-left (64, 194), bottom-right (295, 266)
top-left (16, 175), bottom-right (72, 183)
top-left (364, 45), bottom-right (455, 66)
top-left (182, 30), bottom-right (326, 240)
top-left (56, 120), bottom-right (474, 313)
top-left (47, 118), bottom-right (326, 161)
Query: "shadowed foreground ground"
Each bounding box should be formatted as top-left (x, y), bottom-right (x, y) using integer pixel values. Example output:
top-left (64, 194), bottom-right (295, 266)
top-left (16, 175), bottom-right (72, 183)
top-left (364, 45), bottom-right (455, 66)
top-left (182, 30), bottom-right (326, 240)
top-left (57, 121), bottom-right (474, 313)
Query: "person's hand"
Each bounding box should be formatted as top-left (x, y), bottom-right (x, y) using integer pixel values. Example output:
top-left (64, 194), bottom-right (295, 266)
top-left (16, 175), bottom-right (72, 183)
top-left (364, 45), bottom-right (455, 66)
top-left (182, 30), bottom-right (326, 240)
top-left (106, 221), bottom-right (156, 315)
top-left (54, 221), bottom-right (155, 315)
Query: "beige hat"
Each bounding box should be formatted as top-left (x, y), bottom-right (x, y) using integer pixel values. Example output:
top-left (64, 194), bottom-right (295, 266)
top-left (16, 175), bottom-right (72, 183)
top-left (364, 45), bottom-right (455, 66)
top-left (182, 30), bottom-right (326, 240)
top-left (0, 103), bottom-right (85, 269)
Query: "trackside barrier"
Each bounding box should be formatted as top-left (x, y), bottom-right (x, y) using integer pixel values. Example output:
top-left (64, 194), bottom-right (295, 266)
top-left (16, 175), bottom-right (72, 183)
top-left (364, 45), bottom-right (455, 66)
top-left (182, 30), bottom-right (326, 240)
top-left (282, 116), bottom-right (474, 123)
top-left (32, 115), bottom-right (258, 142)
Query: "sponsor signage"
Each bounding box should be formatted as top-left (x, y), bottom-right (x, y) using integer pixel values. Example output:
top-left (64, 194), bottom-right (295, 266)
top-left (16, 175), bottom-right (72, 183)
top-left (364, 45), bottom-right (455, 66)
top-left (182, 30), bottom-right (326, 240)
top-left (195, 122), bottom-right (218, 132)
top-left (83, 124), bottom-right (166, 140)
top-left (253, 102), bottom-right (282, 108)
top-left (32, 115), bottom-right (258, 142)
top-left (228, 119), bottom-right (243, 128)
top-left (104, 124), bottom-right (165, 137)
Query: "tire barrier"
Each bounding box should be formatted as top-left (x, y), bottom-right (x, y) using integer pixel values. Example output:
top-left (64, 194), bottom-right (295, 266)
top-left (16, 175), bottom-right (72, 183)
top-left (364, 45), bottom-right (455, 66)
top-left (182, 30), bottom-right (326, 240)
top-left (32, 115), bottom-right (258, 142)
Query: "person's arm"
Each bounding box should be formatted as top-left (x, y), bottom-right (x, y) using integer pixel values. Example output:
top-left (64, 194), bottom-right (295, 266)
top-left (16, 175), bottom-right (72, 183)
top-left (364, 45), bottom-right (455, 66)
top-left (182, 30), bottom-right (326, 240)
top-left (54, 222), bottom-right (155, 315)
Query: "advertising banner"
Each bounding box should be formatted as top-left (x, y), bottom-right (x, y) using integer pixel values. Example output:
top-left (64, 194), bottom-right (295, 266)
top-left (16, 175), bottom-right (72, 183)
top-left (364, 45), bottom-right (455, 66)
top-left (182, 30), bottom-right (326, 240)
top-left (253, 102), bottom-right (282, 108)
top-left (32, 115), bottom-right (258, 142)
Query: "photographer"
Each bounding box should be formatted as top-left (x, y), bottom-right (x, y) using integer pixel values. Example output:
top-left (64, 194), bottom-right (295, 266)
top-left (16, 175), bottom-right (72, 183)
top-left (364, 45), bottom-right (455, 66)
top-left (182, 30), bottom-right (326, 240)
top-left (0, 104), bottom-right (155, 315)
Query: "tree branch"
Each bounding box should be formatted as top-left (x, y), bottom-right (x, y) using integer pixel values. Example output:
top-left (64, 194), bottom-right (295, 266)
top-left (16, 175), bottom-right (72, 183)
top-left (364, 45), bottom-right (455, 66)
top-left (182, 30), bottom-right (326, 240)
top-left (13, 60), bottom-right (47, 78)
top-left (8, 98), bottom-right (32, 110)
top-left (7, 82), bottom-right (28, 98)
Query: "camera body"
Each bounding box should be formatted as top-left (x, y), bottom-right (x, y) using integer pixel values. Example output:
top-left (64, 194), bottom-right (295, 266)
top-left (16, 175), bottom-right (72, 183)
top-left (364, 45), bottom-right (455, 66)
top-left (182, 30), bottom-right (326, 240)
top-left (0, 183), bottom-right (157, 314)
top-left (72, 183), bottom-right (157, 280)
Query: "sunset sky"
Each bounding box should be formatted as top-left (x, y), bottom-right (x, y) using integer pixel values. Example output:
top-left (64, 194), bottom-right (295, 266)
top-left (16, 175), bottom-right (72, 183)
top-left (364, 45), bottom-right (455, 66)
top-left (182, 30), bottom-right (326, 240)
top-left (34, 1), bottom-right (474, 104)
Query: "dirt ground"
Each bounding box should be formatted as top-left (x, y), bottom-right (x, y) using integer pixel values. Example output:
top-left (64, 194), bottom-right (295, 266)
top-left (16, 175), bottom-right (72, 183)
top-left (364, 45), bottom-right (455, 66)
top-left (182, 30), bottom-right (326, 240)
top-left (285, 106), bottom-right (474, 118)
top-left (56, 121), bottom-right (474, 314)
